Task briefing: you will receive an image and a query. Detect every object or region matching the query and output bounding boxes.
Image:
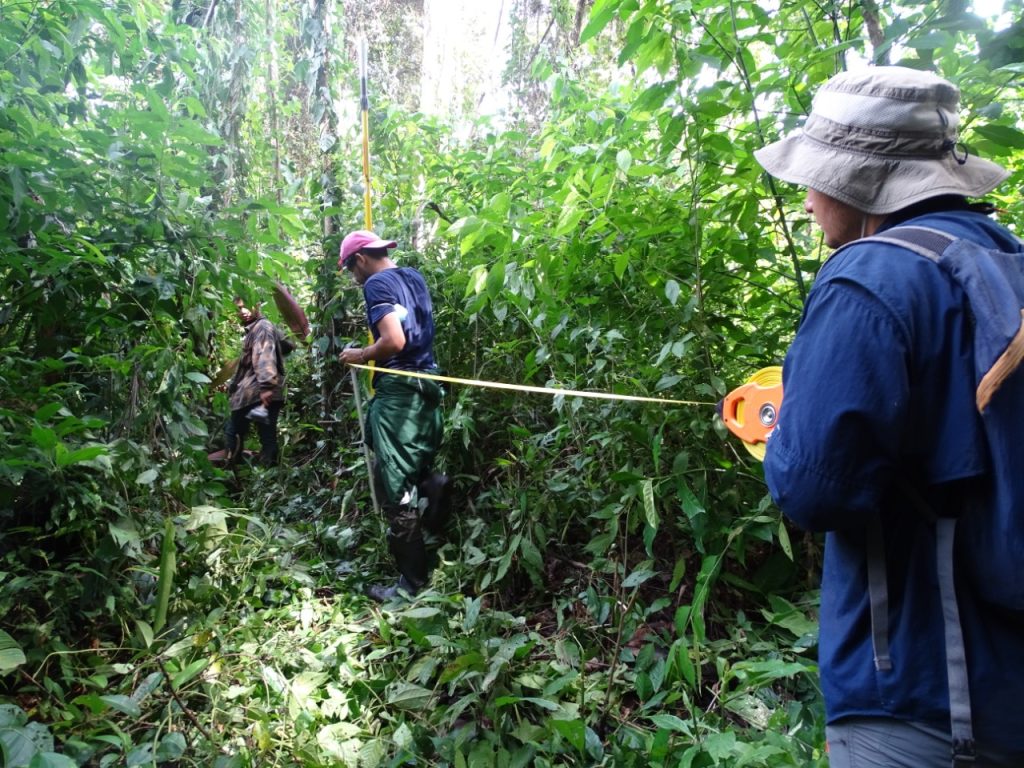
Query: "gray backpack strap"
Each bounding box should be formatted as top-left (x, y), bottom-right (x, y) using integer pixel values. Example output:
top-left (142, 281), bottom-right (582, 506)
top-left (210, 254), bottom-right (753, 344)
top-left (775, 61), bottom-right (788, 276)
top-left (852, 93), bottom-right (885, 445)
top-left (935, 516), bottom-right (976, 766)
top-left (868, 468), bottom-right (976, 766)
top-left (861, 225), bottom-right (956, 262)
top-left (866, 515), bottom-right (892, 671)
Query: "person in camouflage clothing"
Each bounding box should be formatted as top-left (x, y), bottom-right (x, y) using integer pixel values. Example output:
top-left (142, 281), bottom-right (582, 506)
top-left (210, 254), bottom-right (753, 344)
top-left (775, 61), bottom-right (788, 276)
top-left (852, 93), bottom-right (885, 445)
top-left (225, 297), bottom-right (290, 467)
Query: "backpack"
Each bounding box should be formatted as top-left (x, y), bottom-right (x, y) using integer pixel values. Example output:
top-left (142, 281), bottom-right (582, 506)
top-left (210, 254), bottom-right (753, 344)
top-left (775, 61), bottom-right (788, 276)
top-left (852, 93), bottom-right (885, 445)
top-left (850, 225), bottom-right (1024, 766)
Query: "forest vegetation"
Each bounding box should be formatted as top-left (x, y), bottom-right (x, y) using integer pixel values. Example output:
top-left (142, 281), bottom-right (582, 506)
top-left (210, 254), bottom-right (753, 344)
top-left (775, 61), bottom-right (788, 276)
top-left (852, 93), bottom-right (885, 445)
top-left (1, 0), bottom-right (1022, 766)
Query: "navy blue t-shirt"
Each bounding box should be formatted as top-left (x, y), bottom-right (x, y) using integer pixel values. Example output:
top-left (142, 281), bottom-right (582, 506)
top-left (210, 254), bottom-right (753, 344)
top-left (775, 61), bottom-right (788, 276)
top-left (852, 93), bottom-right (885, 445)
top-left (362, 267), bottom-right (436, 372)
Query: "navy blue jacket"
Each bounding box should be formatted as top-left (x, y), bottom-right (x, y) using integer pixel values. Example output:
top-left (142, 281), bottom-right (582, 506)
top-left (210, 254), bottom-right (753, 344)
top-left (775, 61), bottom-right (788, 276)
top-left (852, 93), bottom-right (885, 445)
top-left (764, 205), bottom-right (1024, 749)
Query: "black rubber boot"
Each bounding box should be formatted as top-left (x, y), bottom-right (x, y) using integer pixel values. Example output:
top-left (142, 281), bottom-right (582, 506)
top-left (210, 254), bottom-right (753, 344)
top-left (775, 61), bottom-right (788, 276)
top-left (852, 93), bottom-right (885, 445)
top-left (366, 532), bottom-right (430, 602)
top-left (418, 473), bottom-right (453, 535)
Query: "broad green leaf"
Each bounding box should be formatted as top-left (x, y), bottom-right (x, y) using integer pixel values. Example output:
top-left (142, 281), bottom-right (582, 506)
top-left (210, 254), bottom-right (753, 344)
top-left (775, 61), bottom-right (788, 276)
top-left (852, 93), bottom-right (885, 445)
top-left (0, 631), bottom-right (26, 673)
top-left (56, 445), bottom-right (107, 467)
top-left (33, 403), bottom-right (62, 422)
top-left (904, 31), bottom-right (954, 49)
top-left (29, 753), bottom-right (78, 768)
top-left (722, 693), bottom-right (773, 729)
top-left (108, 518), bottom-right (141, 550)
top-left (551, 718), bottom-right (585, 753)
top-left (30, 427), bottom-right (57, 451)
top-left (135, 468), bottom-right (158, 485)
top-left (641, 478), bottom-right (658, 529)
top-left (155, 733), bottom-right (187, 761)
top-left (622, 568), bottom-right (655, 588)
top-left (616, 148), bottom-right (632, 173)
top-left (554, 207), bottom-right (586, 238)
top-left (519, 537), bottom-right (543, 574)
top-left (613, 249), bottom-right (630, 280)
top-left (385, 681), bottom-right (433, 710)
top-left (98, 695), bottom-right (141, 718)
top-left (579, 0), bottom-right (619, 43)
top-left (972, 124), bottom-right (1024, 150)
top-left (778, 519), bottom-right (793, 560)
top-left (486, 261), bottom-right (506, 299)
top-left (664, 279), bottom-right (680, 306)
top-left (28, 753), bottom-right (76, 765)
top-left (648, 713), bottom-right (692, 734)
top-left (171, 658), bottom-right (209, 691)
top-left (397, 606), bottom-right (441, 619)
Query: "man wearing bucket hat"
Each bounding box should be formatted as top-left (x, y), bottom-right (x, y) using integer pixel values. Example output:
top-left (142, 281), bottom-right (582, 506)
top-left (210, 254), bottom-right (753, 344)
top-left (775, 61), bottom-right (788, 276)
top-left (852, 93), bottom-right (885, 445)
top-left (337, 229), bottom-right (451, 601)
top-left (756, 67), bottom-right (1024, 766)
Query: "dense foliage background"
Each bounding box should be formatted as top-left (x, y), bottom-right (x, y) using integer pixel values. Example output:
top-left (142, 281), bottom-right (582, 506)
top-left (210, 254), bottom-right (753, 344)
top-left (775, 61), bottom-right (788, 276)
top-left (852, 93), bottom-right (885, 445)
top-left (1, 0), bottom-right (1022, 766)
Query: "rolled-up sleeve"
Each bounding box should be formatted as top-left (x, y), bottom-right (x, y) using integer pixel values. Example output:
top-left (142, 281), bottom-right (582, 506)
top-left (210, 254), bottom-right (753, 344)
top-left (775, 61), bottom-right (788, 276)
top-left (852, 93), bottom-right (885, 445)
top-left (764, 277), bottom-right (911, 532)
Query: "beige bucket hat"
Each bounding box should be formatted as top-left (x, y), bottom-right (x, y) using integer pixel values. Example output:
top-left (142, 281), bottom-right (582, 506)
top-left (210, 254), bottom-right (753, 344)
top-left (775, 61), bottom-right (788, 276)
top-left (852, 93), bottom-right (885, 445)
top-left (754, 66), bottom-right (1009, 214)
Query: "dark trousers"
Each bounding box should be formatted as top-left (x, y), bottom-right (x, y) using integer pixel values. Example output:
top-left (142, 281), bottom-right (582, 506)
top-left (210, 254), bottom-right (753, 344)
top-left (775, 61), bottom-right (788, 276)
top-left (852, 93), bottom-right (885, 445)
top-left (225, 401), bottom-right (282, 466)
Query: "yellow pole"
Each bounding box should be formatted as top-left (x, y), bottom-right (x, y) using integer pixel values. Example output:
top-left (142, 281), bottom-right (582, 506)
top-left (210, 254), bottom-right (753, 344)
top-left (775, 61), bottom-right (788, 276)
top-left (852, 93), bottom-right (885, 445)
top-left (354, 38), bottom-right (380, 519)
top-left (358, 38), bottom-right (376, 377)
top-left (360, 37), bottom-right (372, 231)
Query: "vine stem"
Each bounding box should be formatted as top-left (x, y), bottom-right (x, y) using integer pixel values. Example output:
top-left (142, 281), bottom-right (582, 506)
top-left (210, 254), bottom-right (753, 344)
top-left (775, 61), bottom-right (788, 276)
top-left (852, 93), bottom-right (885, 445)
top-left (598, 586), bottom-right (641, 731)
top-left (157, 656), bottom-right (216, 747)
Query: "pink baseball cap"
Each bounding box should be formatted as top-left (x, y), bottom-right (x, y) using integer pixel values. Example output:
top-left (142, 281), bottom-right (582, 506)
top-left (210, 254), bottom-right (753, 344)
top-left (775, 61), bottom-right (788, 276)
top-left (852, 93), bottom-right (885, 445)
top-left (339, 229), bottom-right (397, 268)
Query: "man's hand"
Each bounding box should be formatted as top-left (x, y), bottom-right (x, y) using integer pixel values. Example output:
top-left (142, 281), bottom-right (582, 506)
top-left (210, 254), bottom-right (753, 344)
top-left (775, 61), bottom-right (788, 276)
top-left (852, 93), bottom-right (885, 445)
top-left (259, 390), bottom-right (273, 407)
top-left (339, 347), bottom-right (366, 365)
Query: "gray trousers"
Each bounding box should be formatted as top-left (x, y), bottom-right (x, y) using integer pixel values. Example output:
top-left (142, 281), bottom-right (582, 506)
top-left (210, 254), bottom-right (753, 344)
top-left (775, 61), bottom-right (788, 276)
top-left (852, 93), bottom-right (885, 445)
top-left (827, 717), bottom-right (1024, 768)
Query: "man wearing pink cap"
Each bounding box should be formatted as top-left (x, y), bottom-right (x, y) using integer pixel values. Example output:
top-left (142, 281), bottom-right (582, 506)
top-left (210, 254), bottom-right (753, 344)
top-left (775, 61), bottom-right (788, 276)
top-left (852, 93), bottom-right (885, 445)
top-left (338, 230), bottom-right (451, 601)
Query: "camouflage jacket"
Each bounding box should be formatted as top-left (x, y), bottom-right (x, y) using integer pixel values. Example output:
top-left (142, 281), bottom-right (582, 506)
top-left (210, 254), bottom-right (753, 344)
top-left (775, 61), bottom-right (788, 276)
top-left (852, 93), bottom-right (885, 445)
top-left (228, 317), bottom-right (287, 411)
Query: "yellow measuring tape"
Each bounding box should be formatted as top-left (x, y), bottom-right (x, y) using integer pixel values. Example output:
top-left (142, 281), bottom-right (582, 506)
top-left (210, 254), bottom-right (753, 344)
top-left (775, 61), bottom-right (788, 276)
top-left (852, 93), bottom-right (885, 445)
top-left (346, 363), bottom-right (715, 407)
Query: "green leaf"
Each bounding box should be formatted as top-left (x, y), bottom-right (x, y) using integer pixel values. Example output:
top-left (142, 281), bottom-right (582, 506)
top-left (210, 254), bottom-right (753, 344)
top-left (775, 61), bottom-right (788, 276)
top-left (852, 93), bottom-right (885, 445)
top-left (778, 519), bottom-right (793, 560)
top-left (29, 753), bottom-right (78, 768)
top-left (385, 682), bottom-right (433, 710)
top-left (664, 279), bottom-right (680, 306)
top-left (972, 124), bottom-right (1024, 150)
top-left (486, 261), bottom-right (506, 299)
top-left (98, 695), bottom-right (141, 718)
top-left (613, 249), bottom-right (630, 280)
top-left (616, 148), bottom-right (632, 173)
top-left (554, 207), bottom-right (586, 238)
top-left (904, 31), bottom-right (954, 49)
top-left (579, 0), bottom-right (620, 44)
top-left (641, 478), bottom-right (658, 529)
top-left (56, 445), bottom-right (107, 467)
top-left (519, 536), bottom-right (543, 574)
top-left (156, 733), bottom-right (187, 761)
top-left (30, 426), bottom-right (57, 451)
top-left (648, 713), bottom-right (692, 734)
top-left (551, 718), bottom-right (585, 753)
top-left (136, 468), bottom-right (158, 485)
top-left (622, 568), bottom-right (655, 588)
top-left (33, 403), bottom-right (62, 422)
top-left (135, 620), bottom-right (154, 649)
top-left (171, 658), bottom-right (209, 690)
top-left (0, 631), bottom-right (26, 673)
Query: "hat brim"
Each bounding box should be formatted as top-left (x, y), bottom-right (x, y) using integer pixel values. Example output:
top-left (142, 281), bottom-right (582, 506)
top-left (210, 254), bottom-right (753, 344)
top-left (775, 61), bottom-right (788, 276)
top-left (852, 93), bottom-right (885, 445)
top-left (339, 238), bottom-right (397, 267)
top-left (754, 133), bottom-right (1009, 215)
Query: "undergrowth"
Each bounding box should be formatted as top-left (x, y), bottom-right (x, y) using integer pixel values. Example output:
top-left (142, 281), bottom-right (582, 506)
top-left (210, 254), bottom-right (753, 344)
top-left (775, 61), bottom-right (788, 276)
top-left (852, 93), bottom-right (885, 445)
top-left (3, 440), bottom-right (825, 767)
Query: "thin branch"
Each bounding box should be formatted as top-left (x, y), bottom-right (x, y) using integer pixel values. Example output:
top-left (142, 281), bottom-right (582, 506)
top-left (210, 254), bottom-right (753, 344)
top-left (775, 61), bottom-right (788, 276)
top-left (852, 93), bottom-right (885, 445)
top-left (157, 656), bottom-right (216, 746)
top-left (202, 0), bottom-right (219, 29)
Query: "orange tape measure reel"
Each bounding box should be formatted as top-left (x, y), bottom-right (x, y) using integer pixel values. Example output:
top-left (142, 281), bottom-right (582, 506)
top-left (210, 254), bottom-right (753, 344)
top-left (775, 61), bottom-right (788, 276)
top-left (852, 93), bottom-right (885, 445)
top-left (717, 366), bottom-right (783, 461)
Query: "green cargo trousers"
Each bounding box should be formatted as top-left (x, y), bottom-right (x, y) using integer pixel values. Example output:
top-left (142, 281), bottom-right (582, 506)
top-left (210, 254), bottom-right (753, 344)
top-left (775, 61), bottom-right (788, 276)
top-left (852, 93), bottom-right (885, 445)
top-left (366, 373), bottom-right (444, 543)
